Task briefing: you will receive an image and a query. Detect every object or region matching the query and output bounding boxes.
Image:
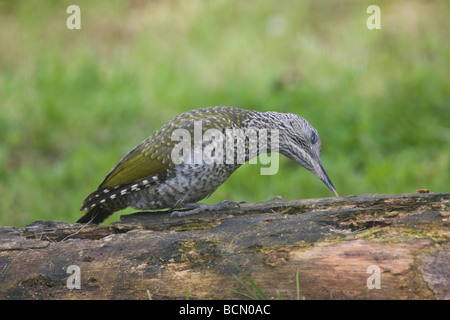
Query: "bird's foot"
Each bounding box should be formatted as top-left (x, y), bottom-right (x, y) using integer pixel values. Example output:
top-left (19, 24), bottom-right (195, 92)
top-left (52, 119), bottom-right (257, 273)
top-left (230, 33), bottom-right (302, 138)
top-left (170, 200), bottom-right (241, 218)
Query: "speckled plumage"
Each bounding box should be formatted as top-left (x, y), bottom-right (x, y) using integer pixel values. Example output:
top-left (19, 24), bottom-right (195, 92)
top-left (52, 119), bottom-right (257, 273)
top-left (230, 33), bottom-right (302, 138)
top-left (78, 106), bottom-right (338, 224)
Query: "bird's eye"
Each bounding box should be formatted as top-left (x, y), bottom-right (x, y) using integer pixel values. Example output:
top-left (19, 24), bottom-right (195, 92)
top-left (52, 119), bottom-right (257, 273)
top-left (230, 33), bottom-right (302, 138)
top-left (310, 132), bottom-right (317, 144)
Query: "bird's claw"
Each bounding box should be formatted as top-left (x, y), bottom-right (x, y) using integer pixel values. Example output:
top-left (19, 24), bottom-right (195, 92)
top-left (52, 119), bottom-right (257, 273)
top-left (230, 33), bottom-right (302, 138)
top-left (170, 200), bottom-right (241, 218)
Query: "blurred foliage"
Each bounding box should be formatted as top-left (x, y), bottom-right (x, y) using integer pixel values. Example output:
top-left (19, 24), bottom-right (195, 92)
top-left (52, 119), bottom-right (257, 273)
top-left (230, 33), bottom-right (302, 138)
top-left (0, 0), bottom-right (449, 226)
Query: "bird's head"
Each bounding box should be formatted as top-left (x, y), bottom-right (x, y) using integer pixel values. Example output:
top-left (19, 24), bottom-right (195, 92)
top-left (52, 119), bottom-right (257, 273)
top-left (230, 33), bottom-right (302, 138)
top-left (273, 112), bottom-right (339, 197)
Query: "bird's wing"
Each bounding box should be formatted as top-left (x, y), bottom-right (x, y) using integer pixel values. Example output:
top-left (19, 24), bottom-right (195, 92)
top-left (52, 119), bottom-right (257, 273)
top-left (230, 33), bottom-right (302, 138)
top-left (98, 107), bottom-right (247, 189)
top-left (99, 139), bottom-right (175, 189)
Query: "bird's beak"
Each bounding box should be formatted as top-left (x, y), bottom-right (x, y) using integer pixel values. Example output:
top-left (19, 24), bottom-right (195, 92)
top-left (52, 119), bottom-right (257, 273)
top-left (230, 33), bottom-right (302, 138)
top-left (318, 162), bottom-right (339, 197)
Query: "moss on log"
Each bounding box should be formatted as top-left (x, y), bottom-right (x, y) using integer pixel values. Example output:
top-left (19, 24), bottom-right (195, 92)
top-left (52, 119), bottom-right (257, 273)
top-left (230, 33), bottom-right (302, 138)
top-left (0, 193), bottom-right (449, 300)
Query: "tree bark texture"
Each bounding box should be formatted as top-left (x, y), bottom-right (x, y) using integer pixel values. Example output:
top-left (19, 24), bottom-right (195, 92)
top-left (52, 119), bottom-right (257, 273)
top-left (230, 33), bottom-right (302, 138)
top-left (0, 193), bottom-right (449, 300)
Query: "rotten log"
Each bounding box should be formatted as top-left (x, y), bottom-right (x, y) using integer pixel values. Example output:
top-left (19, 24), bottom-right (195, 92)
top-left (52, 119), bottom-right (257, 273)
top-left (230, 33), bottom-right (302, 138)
top-left (0, 193), bottom-right (449, 300)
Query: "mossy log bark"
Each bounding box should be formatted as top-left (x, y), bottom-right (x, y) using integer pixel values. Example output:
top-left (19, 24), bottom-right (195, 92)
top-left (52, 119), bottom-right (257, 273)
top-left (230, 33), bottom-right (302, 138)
top-left (0, 193), bottom-right (449, 300)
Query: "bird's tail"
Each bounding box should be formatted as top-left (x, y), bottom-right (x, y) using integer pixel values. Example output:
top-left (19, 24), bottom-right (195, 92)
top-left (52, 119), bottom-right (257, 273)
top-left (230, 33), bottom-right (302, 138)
top-left (78, 187), bottom-right (128, 224)
top-left (78, 178), bottom-right (158, 224)
top-left (77, 204), bottom-right (115, 225)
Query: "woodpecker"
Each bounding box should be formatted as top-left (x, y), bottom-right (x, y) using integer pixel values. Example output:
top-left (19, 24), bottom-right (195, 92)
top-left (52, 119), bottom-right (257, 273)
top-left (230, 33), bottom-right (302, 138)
top-left (78, 106), bottom-right (338, 224)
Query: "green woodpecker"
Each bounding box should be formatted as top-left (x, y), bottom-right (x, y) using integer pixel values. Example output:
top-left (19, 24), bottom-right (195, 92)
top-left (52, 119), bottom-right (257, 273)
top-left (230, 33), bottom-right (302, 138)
top-left (78, 106), bottom-right (338, 224)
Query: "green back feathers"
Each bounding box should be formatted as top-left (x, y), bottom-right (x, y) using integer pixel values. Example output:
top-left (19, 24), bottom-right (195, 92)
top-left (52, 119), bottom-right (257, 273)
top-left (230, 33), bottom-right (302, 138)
top-left (98, 107), bottom-right (250, 189)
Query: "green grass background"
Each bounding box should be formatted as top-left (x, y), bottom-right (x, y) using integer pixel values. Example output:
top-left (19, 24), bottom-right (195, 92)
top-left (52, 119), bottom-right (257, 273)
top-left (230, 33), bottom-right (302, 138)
top-left (0, 0), bottom-right (449, 227)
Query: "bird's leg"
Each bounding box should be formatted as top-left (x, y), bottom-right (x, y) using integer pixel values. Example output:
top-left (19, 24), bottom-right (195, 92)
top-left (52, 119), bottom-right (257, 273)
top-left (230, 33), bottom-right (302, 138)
top-left (170, 200), bottom-right (241, 218)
